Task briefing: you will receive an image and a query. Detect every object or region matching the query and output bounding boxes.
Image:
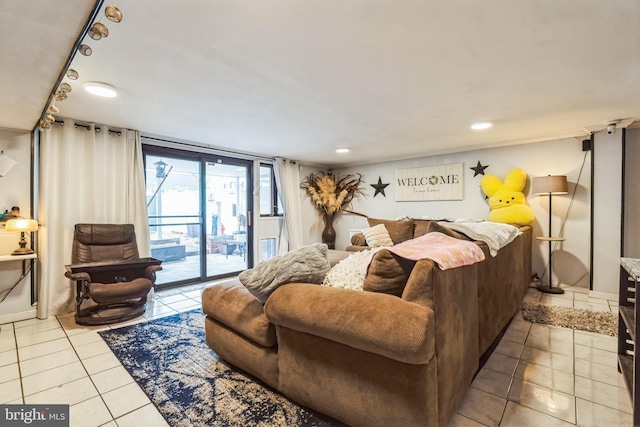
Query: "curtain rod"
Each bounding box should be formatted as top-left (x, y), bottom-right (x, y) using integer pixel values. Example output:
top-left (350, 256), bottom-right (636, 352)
top-left (54, 119), bottom-right (122, 136)
top-left (141, 135), bottom-right (274, 162)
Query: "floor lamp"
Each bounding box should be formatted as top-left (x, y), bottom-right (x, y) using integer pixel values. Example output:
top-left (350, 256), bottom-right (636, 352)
top-left (532, 175), bottom-right (568, 294)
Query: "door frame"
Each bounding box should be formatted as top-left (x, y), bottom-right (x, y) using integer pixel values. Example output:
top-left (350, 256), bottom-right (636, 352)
top-left (143, 144), bottom-right (254, 287)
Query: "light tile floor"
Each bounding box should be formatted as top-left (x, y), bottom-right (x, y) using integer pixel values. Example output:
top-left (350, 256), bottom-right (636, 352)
top-left (451, 285), bottom-right (630, 427)
top-left (0, 283), bottom-right (632, 426)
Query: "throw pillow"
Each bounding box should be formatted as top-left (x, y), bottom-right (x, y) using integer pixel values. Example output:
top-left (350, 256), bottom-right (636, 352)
top-left (361, 224), bottom-right (394, 248)
top-left (239, 243), bottom-right (330, 303)
top-left (366, 217), bottom-right (414, 244)
top-left (350, 233), bottom-right (367, 246)
top-left (322, 249), bottom-right (372, 291)
top-left (363, 249), bottom-right (417, 297)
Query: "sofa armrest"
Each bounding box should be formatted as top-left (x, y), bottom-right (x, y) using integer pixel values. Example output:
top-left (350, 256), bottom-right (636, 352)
top-left (264, 284), bottom-right (434, 364)
top-left (345, 245), bottom-right (369, 252)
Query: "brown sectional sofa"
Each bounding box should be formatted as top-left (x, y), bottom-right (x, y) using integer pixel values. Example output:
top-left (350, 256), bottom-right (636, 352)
top-left (349, 218), bottom-right (532, 356)
top-left (201, 218), bottom-right (532, 426)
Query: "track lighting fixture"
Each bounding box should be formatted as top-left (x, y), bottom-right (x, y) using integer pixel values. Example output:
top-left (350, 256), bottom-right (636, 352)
top-left (39, 3), bottom-right (124, 132)
top-left (105, 4), bottom-right (123, 23)
top-left (66, 69), bottom-right (79, 80)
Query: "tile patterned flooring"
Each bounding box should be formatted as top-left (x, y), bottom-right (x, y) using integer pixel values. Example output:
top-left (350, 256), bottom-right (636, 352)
top-left (0, 283), bottom-right (632, 426)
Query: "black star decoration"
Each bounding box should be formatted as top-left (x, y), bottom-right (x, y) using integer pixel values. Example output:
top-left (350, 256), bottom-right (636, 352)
top-left (470, 161), bottom-right (489, 177)
top-left (370, 176), bottom-right (390, 197)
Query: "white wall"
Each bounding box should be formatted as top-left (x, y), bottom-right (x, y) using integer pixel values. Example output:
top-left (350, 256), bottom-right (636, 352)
top-left (0, 128), bottom-right (36, 322)
top-left (624, 128), bottom-right (640, 258)
top-left (591, 129), bottom-right (623, 295)
top-left (300, 137), bottom-right (592, 288)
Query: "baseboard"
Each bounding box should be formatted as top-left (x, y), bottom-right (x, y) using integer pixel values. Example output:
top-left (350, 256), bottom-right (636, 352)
top-left (0, 307), bottom-right (37, 324)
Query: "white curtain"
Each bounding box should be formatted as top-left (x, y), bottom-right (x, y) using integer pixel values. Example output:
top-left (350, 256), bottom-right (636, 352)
top-left (273, 158), bottom-right (304, 254)
top-left (38, 124), bottom-right (149, 317)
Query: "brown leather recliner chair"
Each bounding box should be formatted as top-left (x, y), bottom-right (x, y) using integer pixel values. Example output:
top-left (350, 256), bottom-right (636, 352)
top-left (64, 223), bottom-right (162, 325)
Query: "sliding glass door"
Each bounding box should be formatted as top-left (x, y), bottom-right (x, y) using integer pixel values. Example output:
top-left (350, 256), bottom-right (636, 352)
top-left (144, 146), bottom-right (253, 287)
top-left (205, 161), bottom-right (250, 278)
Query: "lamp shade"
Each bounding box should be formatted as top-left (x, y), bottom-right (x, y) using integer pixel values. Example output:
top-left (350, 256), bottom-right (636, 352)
top-left (5, 219), bottom-right (39, 233)
top-left (532, 175), bottom-right (568, 195)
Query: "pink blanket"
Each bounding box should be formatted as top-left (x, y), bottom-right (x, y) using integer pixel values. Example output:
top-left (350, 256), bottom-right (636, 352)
top-left (364, 232), bottom-right (485, 273)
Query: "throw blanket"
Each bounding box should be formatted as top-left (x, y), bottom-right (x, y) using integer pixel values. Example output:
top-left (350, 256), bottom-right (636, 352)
top-left (438, 221), bottom-right (520, 257)
top-left (364, 232), bottom-right (485, 272)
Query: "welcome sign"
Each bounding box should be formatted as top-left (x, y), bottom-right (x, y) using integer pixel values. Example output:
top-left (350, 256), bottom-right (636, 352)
top-left (395, 163), bottom-right (464, 201)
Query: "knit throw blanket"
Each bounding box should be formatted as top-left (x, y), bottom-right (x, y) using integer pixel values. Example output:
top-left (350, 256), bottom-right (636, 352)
top-left (364, 232), bottom-right (485, 272)
top-left (239, 243), bottom-right (330, 302)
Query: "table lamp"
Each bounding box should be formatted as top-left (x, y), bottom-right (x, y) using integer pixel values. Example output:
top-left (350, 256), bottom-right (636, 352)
top-left (532, 175), bottom-right (568, 294)
top-left (5, 219), bottom-right (39, 255)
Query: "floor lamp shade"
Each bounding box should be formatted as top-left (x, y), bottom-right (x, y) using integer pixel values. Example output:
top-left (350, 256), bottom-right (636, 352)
top-left (532, 175), bottom-right (568, 195)
top-left (532, 175), bottom-right (568, 294)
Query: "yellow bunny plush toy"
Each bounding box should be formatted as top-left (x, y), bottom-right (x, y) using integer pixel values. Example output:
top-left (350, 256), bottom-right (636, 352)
top-left (480, 168), bottom-right (535, 225)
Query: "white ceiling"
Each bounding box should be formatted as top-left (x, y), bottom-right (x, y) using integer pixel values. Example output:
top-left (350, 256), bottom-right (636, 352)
top-left (1, 1), bottom-right (639, 166)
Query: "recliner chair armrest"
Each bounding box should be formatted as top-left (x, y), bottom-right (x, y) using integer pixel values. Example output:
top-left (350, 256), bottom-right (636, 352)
top-left (264, 284), bottom-right (434, 364)
top-left (145, 265), bottom-right (163, 282)
top-left (65, 271), bottom-right (91, 282)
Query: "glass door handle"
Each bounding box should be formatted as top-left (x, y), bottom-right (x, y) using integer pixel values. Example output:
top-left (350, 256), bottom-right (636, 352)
top-left (247, 211), bottom-right (252, 227)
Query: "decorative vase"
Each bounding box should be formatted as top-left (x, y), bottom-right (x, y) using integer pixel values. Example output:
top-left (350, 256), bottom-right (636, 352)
top-left (322, 213), bottom-right (336, 249)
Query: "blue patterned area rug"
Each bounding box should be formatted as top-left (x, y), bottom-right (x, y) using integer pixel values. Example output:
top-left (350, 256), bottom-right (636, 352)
top-left (99, 309), bottom-right (340, 426)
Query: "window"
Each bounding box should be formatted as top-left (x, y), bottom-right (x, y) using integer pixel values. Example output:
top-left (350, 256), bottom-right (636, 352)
top-left (260, 237), bottom-right (277, 261)
top-left (260, 164), bottom-right (283, 216)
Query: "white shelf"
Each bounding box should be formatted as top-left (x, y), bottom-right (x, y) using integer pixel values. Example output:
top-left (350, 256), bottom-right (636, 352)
top-left (0, 253), bottom-right (37, 262)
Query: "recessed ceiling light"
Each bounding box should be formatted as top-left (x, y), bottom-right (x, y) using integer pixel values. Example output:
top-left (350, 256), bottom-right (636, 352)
top-left (471, 122), bottom-right (492, 130)
top-left (335, 147), bottom-right (350, 153)
top-left (83, 82), bottom-right (118, 98)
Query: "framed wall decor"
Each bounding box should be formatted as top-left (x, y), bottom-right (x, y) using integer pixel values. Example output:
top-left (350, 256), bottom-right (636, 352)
top-left (395, 163), bottom-right (464, 201)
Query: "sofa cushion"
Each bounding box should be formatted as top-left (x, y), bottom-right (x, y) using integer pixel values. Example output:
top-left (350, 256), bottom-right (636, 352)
top-left (239, 243), bottom-right (330, 303)
top-left (350, 233), bottom-right (367, 246)
top-left (363, 249), bottom-right (416, 296)
top-left (367, 218), bottom-right (414, 244)
top-left (201, 280), bottom-right (277, 347)
top-left (327, 249), bottom-right (351, 267)
top-left (361, 224), bottom-right (394, 247)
